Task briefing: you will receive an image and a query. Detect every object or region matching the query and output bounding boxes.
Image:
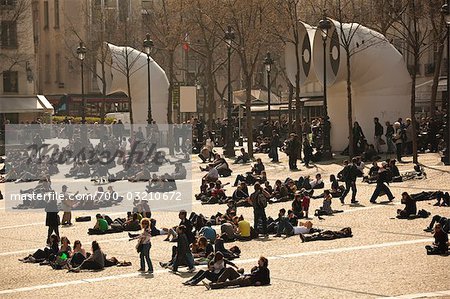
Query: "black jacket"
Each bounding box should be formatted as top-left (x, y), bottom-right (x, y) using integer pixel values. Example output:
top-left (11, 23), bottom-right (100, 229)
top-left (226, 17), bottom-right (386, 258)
top-left (249, 266), bottom-right (270, 285)
top-left (375, 122), bottom-right (383, 136)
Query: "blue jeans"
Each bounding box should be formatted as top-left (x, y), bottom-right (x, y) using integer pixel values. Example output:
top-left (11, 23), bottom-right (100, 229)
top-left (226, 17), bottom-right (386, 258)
top-left (370, 182), bottom-right (394, 202)
top-left (140, 243), bottom-right (153, 272)
top-left (254, 208), bottom-right (267, 235)
top-left (277, 217), bottom-right (293, 235)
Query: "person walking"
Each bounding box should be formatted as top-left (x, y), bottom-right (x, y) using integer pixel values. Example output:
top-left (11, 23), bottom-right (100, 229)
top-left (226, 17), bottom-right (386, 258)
top-left (137, 218), bottom-right (154, 274)
top-left (369, 162), bottom-right (395, 203)
top-left (250, 183), bottom-right (270, 237)
top-left (339, 158), bottom-right (359, 204)
top-left (374, 117), bottom-right (384, 153)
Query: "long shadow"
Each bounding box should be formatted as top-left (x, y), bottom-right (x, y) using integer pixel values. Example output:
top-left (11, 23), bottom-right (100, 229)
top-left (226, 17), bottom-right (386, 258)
top-left (271, 276), bottom-right (387, 297)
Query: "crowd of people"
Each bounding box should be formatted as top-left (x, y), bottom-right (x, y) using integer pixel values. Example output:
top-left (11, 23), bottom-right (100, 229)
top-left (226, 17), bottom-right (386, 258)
top-left (5, 113), bottom-right (449, 292)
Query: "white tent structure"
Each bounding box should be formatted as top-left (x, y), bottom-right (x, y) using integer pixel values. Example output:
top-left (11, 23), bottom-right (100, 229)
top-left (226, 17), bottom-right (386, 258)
top-left (286, 20), bottom-right (411, 151)
top-left (98, 43), bottom-right (169, 124)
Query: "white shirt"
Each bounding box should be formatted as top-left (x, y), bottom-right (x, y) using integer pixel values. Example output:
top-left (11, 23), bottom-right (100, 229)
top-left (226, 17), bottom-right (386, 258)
top-left (293, 226), bottom-right (310, 235)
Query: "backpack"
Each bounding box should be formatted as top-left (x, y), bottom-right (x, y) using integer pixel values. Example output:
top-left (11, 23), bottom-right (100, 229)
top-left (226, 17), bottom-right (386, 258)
top-left (256, 191), bottom-right (268, 208)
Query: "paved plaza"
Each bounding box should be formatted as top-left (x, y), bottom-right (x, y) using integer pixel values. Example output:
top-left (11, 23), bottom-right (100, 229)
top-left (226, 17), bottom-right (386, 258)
top-left (0, 150), bottom-right (449, 299)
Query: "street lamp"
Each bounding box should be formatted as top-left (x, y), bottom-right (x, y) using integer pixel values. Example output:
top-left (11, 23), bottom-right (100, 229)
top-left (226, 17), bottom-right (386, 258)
top-left (318, 12), bottom-right (332, 160)
top-left (143, 33), bottom-right (154, 124)
top-left (442, 1), bottom-right (450, 165)
top-left (224, 25), bottom-right (235, 158)
top-left (76, 42), bottom-right (87, 123)
top-left (264, 51), bottom-right (274, 123)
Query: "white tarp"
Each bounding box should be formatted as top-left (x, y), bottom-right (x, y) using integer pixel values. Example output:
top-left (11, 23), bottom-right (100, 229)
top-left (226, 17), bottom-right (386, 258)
top-left (286, 20), bottom-right (411, 150)
top-left (98, 43), bottom-right (169, 124)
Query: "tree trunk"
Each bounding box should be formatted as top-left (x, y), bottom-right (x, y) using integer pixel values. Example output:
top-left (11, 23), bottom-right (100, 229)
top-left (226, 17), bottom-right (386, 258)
top-left (288, 83), bottom-right (293, 133)
top-left (100, 59), bottom-right (107, 123)
top-left (245, 76), bottom-right (254, 158)
top-left (411, 56), bottom-right (419, 164)
top-left (125, 52), bottom-right (134, 133)
top-left (206, 54), bottom-right (214, 129)
top-left (294, 36), bottom-right (303, 157)
top-left (430, 41), bottom-right (444, 117)
top-left (346, 50), bottom-right (354, 158)
top-left (167, 50), bottom-right (174, 124)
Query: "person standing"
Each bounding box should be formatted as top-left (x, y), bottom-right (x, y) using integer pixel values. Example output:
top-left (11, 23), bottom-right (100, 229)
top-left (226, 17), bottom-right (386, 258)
top-left (374, 117), bottom-right (384, 153)
top-left (269, 130), bottom-right (279, 163)
top-left (385, 121), bottom-right (395, 154)
top-left (339, 158), bottom-right (359, 204)
top-left (369, 162), bottom-right (395, 203)
top-left (250, 183), bottom-right (270, 237)
top-left (286, 133), bottom-right (300, 171)
top-left (302, 135), bottom-right (313, 167)
top-left (137, 218), bottom-right (154, 274)
top-left (393, 122), bottom-right (404, 162)
top-left (45, 198), bottom-right (60, 245)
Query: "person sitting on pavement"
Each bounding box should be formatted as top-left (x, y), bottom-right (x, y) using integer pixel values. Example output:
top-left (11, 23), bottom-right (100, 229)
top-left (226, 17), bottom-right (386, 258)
top-left (425, 223), bottom-right (449, 255)
top-left (205, 256), bottom-right (270, 290)
top-left (310, 173), bottom-right (324, 189)
top-left (233, 158), bottom-right (265, 186)
top-left (199, 222), bottom-right (217, 243)
top-left (315, 190), bottom-right (333, 217)
top-left (69, 241), bottom-right (104, 272)
top-left (183, 251), bottom-right (238, 286)
top-left (234, 148), bottom-right (250, 164)
top-left (396, 192), bottom-right (417, 219)
top-left (88, 214), bottom-right (109, 235)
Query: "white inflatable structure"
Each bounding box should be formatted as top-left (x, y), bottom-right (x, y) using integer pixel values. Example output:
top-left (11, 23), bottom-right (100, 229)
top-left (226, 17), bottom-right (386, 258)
top-left (98, 43), bottom-right (169, 124)
top-left (285, 20), bottom-right (411, 151)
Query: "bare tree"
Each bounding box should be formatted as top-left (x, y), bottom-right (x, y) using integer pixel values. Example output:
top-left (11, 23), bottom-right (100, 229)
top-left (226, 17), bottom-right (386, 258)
top-left (387, 0), bottom-right (436, 163)
top-left (223, 0), bottom-right (277, 158)
top-left (428, 0), bottom-right (446, 117)
top-left (0, 0), bottom-right (33, 83)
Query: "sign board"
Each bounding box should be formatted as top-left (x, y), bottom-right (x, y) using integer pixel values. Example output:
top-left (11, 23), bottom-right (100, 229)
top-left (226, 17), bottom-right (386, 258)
top-left (180, 86), bottom-right (197, 112)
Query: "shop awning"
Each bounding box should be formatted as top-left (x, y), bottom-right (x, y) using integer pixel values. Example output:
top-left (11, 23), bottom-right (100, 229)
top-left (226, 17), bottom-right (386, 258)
top-left (0, 95), bottom-right (54, 114)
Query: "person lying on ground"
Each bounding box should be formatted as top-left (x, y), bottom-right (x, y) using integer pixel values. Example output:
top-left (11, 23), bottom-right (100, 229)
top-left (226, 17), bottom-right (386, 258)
top-left (205, 256), bottom-right (270, 290)
top-left (20, 234), bottom-right (59, 263)
top-left (425, 223), bottom-right (449, 255)
top-left (299, 227), bottom-right (352, 242)
top-left (424, 215), bottom-right (450, 233)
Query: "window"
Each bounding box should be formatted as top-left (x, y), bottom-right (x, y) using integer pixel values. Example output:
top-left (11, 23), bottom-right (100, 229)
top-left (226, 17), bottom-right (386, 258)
top-left (3, 71), bottom-right (18, 93)
top-left (0, 0), bottom-right (16, 7)
top-left (54, 0), bottom-right (60, 28)
top-left (104, 0), bottom-right (117, 8)
top-left (0, 21), bottom-right (17, 48)
top-left (118, 0), bottom-right (129, 22)
top-left (44, 1), bottom-right (49, 29)
top-left (45, 54), bottom-right (51, 83)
